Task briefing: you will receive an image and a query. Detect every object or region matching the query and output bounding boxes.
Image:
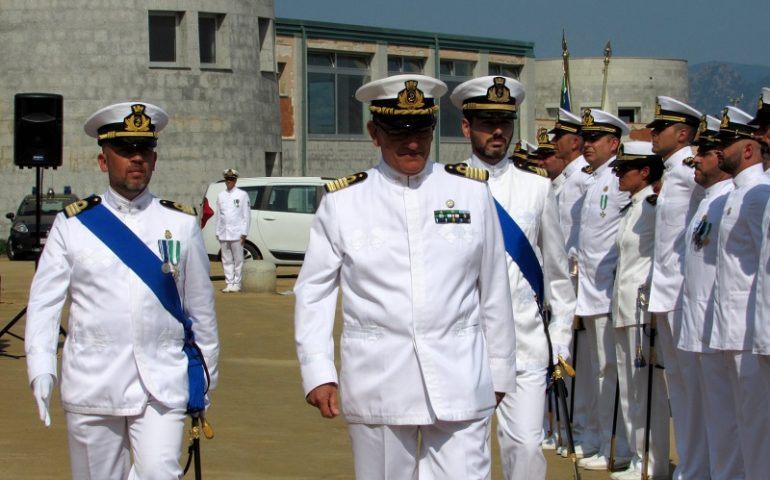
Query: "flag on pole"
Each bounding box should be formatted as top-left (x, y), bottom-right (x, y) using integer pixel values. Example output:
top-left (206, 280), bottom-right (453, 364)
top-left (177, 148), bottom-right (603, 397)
top-left (561, 30), bottom-right (572, 112)
top-left (601, 40), bottom-right (612, 110)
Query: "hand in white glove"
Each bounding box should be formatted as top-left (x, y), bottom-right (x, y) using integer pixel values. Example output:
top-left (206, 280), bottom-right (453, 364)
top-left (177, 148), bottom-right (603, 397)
top-left (32, 374), bottom-right (54, 427)
top-left (553, 344), bottom-right (572, 367)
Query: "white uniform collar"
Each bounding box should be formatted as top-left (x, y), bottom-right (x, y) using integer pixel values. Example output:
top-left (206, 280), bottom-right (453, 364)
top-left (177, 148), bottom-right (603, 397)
top-left (631, 184), bottom-right (655, 204)
top-left (664, 145), bottom-right (694, 170)
top-left (467, 154), bottom-right (510, 178)
top-left (563, 155), bottom-right (586, 178)
top-left (103, 186), bottom-right (153, 213)
top-left (704, 178), bottom-right (732, 197)
top-left (552, 172), bottom-right (566, 189)
top-left (593, 156), bottom-right (615, 176)
top-left (377, 157), bottom-right (432, 186)
top-left (733, 163), bottom-right (765, 189)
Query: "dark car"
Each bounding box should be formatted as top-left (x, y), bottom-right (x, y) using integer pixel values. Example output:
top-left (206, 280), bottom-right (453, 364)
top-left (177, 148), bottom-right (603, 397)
top-left (5, 190), bottom-right (78, 260)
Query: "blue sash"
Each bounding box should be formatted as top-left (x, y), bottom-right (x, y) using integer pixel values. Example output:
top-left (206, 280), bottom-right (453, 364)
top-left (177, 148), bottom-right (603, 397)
top-left (76, 199), bottom-right (207, 413)
top-left (493, 199), bottom-right (545, 311)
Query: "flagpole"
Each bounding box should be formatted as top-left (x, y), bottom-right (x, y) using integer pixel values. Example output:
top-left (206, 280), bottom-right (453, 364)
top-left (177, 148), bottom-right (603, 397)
top-left (601, 40), bottom-right (612, 110)
top-left (561, 30), bottom-right (573, 113)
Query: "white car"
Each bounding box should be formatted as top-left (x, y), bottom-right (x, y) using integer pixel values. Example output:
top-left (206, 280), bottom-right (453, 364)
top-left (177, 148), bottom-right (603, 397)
top-left (199, 177), bottom-right (328, 266)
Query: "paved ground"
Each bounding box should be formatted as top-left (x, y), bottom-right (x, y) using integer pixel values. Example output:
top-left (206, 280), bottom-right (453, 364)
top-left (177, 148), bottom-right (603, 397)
top-left (0, 257), bottom-right (674, 479)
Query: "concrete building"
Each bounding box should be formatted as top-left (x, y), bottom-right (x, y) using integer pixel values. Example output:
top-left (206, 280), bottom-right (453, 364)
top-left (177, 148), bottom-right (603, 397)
top-left (535, 57), bottom-right (690, 136)
top-left (0, 0), bottom-right (280, 229)
top-left (275, 19), bottom-right (535, 178)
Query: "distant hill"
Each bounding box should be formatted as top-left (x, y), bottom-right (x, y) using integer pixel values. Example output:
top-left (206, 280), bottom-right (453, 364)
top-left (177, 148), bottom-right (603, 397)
top-left (689, 62), bottom-right (770, 117)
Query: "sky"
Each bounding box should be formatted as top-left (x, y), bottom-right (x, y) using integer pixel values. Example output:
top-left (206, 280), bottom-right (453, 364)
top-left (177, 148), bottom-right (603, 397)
top-left (275, 0), bottom-right (770, 68)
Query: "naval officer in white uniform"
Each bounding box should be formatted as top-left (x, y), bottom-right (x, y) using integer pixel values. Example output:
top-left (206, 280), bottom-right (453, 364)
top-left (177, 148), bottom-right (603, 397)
top-left (680, 115), bottom-right (744, 480)
top-left (608, 142), bottom-right (668, 480)
top-left (645, 96), bottom-right (709, 479)
top-left (25, 102), bottom-right (219, 479)
top-left (450, 76), bottom-right (575, 480)
top-left (216, 167), bottom-right (251, 292)
top-left (574, 108), bottom-right (632, 471)
top-left (711, 106), bottom-right (770, 480)
top-left (294, 74), bottom-right (516, 480)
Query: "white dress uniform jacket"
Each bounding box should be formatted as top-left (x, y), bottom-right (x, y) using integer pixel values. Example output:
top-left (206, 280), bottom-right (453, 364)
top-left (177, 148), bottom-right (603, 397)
top-left (711, 164), bottom-right (770, 351)
top-left (754, 196), bottom-right (770, 355)
top-left (294, 160), bottom-right (516, 425)
top-left (648, 146), bottom-right (703, 313)
top-left (467, 155), bottom-right (575, 368)
top-left (216, 186), bottom-right (251, 241)
top-left (557, 156), bottom-right (591, 259)
top-left (612, 185), bottom-right (656, 328)
top-left (680, 179), bottom-right (733, 352)
top-left (25, 188), bottom-right (219, 415)
top-left (576, 159), bottom-right (630, 316)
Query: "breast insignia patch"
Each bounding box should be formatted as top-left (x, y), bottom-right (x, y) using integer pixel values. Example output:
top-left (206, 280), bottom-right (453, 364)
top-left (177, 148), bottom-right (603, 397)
top-left (645, 194), bottom-right (658, 206)
top-left (581, 165), bottom-right (595, 175)
top-left (160, 200), bottom-right (197, 216)
top-left (683, 156), bottom-right (695, 168)
top-left (64, 195), bottom-right (101, 218)
top-left (324, 172), bottom-right (368, 193)
top-left (445, 163), bottom-right (489, 182)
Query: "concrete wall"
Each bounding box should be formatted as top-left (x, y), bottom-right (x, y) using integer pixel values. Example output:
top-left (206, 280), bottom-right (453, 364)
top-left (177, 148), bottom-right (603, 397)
top-left (534, 57), bottom-right (689, 133)
top-left (0, 0), bottom-right (280, 230)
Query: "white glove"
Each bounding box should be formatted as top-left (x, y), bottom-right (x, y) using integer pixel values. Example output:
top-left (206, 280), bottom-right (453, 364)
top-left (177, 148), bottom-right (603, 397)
top-left (553, 344), bottom-right (572, 366)
top-left (32, 374), bottom-right (54, 427)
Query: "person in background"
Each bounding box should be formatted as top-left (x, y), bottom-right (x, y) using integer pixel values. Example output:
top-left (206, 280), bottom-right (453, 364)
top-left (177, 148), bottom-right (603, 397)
top-left (216, 168), bottom-right (251, 293)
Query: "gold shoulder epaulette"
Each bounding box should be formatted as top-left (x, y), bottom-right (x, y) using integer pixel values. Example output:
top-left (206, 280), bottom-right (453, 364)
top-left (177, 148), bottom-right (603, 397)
top-left (64, 196), bottom-right (101, 218)
top-left (160, 199), bottom-right (197, 216)
top-left (683, 156), bottom-right (695, 168)
top-left (324, 172), bottom-right (368, 193)
top-left (512, 159), bottom-right (549, 178)
top-left (646, 194), bottom-right (658, 206)
top-left (444, 163), bottom-right (489, 182)
top-left (581, 165), bottom-right (594, 175)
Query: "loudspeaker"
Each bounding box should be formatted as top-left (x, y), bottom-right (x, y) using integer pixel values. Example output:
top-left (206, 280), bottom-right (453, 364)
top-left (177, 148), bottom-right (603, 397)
top-left (14, 93), bottom-right (63, 168)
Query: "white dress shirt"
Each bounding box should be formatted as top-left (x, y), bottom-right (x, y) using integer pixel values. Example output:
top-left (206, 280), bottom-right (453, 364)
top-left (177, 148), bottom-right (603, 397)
top-left (680, 179), bottom-right (733, 352)
top-left (576, 158), bottom-right (630, 316)
top-left (612, 185), bottom-right (656, 328)
top-left (467, 155), bottom-right (575, 369)
top-left (216, 186), bottom-right (251, 241)
top-left (294, 159), bottom-right (516, 425)
top-left (25, 187), bottom-right (219, 415)
top-left (711, 164), bottom-right (770, 351)
top-left (648, 146), bottom-right (703, 313)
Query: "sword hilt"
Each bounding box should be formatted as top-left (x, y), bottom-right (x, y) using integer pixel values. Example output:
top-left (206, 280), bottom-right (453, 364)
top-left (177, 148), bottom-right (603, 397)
top-left (558, 355), bottom-right (576, 378)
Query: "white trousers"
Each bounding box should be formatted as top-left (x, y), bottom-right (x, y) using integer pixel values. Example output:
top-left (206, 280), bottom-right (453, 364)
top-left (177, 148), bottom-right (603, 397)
top-left (657, 311), bottom-right (710, 479)
top-left (571, 325), bottom-right (599, 448)
top-left (65, 400), bottom-right (186, 480)
top-left (220, 239), bottom-right (244, 287)
top-left (722, 350), bottom-right (770, 480)
top-left (615, 324), bottom-right (669, 477)
top-left (496, 368), bottom-right (547, 480)
top-left (698, 351), bottom-right (745, 479)
top-left (584, 314), bottom-right (630, 458)
top-left (347, 417), bottom-right (491, 480)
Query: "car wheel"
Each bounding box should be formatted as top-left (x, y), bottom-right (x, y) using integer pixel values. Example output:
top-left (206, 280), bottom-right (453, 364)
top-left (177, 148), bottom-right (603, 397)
top-left (6, 238), bottom-right (18, 261)
top-left (242, 243), bottom-right (262, 261)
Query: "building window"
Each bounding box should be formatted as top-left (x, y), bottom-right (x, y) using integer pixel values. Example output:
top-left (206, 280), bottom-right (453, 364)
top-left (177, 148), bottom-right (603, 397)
top-left (149, 11), bottom-right (183, 63)
top-left (198, 14), bottom-right (219, 64)
top-left (617, 107), bottom-right (640, 124)
top-left (388, 56), bottom-right (425, 75)
top-left (307, 52), bottom-right (370, 135)
top-left (545, 107), bottom-right (559, 119)
top-left (439, 60), bottom-right (475, 138)
top-left (258, 17), bottom-right (275, 72)
top-left (488, 63), bottom-right (521, 79)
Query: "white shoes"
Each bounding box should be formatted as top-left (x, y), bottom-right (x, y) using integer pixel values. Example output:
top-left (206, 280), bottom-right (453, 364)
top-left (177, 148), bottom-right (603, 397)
top-left (578, 453), bottom-right (631, 471)
top-left (610, 465), bottom-right (668, 480)
top-left (542, 434), bottom-right (558, 450)
top-left (560, 442), bottom-right (598, 459)
top-left (221, 285), bottom-right (241, 293)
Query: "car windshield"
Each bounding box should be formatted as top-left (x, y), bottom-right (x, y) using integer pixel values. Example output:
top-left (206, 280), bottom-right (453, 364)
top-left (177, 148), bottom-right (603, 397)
top-left (18, 198), bottom-right (70, 216)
